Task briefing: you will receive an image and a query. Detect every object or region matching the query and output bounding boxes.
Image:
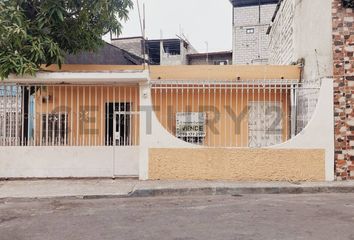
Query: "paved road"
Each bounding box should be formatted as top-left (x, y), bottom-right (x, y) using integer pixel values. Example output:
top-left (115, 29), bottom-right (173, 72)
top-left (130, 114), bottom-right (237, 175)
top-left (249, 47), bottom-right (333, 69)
top-left (1, 194), bottom-right (354, 240)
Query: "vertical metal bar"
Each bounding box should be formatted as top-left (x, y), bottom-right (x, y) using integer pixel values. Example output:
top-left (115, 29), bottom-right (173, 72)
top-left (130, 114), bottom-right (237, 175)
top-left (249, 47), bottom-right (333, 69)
top-left (39, 85), bottom-right (43, 146)
top-left (95, 86), bottom-right (98, 146)
top-left (2, 84), bottom-right (6, 145)
top-left (58, 85), bottom-right (61, 146)
top-left (82, 86), bottom-right (86, 146)
top-left (246, 82), bottom-right (250, 147)
top-left (124, 86), bottom-right (126, 146)
top-left (114, 86), bottom-right (117, 146)
top-left (219, 82), bottom-right (222, 147)
top-left (263, 81), bottom-right (266, 148)
top-left (252, 80), bottom-right (255, 148)
top-left (52, 86), bottom-right (55, 146)
top-left (76, 86), bottom-right (79, 146)
top-left (21, 85), bottom-right (24, 146)
top-left (240, 81), bottom-right (244, 147)
top-left (285, 81), bottom-right (288, 140)
top-left (129, 86), bottom-right (132, 146)
top-left (202, 83), bottom-right (205, 146)
top-left (176, 83), bottom-right (179, 138)
top-left (101, 86), bottom-right (104, 146)
top-left (235, 83), bottom-right (238, 147)
top-left (134, 86), bottom-right (137, 145)
top-left (274, 81), bottom-right (277, 145)
top-left (8, 86), bottom-right (13, 145)
top-left (224, 83), bottom-right (227, 147)
top-left (88, 86), bottom-right (91, 146)
top-left (257, 80), bottom-right (260, 148)
top-left (213, 84), bottom-right (216, 147)
top-left (280, 80), bottom-right (284, 141)
top-left (45, 86), bottom-right (49, 146)
top-left (70, 85), bottom-right (73, 146)
top-left (64, 85), bottom-right (67, 146)
top-left (106, 86), bottom-right (109, 146)
top-left (15, 85), bottom-right (19, 146)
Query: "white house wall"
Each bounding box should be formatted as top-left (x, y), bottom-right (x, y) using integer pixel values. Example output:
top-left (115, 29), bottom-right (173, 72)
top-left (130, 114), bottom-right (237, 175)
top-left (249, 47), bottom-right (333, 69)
top-left (0, 146), bottom-right (139, 178)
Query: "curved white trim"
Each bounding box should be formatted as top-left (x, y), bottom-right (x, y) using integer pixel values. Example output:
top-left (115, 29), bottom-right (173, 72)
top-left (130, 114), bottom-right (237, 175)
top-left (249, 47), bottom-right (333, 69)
top-left (270, 78), bottom-right (334, 181)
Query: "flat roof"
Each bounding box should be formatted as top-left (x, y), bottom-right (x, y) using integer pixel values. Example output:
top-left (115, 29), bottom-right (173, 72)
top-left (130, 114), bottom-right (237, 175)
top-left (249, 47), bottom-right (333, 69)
top-left (230, 0), bottom-right (278, 7)
top-left (187, 51), bottom-right (232, 58)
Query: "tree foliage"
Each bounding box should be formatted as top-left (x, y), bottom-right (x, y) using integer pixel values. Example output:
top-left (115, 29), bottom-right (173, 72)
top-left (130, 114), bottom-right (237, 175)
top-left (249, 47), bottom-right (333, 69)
top-left (0, 0), bottom-right (133, 79)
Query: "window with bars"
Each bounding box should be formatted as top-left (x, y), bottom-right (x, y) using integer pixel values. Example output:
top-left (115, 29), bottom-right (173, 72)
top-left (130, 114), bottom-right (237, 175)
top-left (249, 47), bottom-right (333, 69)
top-left (42, 113), bottom-right (68, 145)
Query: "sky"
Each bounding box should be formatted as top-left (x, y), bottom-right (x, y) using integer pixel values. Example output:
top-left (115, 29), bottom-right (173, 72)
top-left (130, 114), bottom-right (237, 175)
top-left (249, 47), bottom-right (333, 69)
top-left (107, 0), bottom-right (233, 53)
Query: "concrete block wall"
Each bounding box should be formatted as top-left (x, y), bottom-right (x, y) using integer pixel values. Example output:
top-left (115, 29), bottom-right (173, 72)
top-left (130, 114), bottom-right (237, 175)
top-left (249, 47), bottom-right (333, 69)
top-left (268, 0), bottom-right (295, 65)
top-left (232, 4), bottom-right (277, 64)
top-left (268, 0), bottom-right (333, 81)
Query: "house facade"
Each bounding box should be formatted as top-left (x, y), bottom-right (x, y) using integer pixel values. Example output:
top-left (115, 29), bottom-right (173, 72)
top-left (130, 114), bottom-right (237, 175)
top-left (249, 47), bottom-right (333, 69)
top-left (0, 64), bottom-right (334, 181)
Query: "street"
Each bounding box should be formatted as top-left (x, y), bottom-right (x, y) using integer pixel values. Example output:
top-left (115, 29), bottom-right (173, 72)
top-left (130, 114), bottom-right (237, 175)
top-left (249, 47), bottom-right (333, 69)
top-left (1, 193), bottom-right (354, 240)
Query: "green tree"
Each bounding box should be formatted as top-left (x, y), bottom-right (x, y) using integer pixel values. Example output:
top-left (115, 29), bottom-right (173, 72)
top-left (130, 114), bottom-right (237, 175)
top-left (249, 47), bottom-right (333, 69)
top-left (0, 0), bottom-right (133, 79)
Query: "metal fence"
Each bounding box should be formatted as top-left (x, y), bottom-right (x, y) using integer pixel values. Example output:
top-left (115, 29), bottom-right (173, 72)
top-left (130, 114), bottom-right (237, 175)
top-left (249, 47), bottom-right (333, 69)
top-left (0, 84), bottom-right (140, 146)
top-left (151, 79), bottom-right (321, 148)
top-left (0, 80), bottom-right (321, 148)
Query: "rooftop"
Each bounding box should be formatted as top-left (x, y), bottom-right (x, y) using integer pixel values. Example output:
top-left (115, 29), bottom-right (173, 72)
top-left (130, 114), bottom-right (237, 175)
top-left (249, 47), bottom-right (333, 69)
top-left (229, 0), bottom-right (279, 7)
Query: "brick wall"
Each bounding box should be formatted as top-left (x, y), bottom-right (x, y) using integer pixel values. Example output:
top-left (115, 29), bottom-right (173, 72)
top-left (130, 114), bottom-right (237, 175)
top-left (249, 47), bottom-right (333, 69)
top-left (333, 0), bottom-right (354, 180)
top-left (232, 4), bottom-right (277, 64)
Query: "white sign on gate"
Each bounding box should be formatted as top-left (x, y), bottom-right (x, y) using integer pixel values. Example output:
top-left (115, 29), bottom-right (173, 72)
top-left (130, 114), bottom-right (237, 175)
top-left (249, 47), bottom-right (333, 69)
top-left (176, 112), bottom-right (206, 138)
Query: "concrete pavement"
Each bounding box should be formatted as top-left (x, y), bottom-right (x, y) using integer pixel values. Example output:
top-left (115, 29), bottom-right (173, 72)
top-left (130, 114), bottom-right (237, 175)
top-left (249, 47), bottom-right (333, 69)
top-left (1, 179), bottom-right (354, 200)
top-left (1, 194), bottom-right (354, 240)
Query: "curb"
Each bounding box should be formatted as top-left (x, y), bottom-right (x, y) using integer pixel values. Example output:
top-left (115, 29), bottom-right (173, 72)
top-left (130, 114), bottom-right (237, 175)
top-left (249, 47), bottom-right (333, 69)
top-left (128, 186), bottom-right (354, 198)
top-left (1, 186), bottom-right (354, 201)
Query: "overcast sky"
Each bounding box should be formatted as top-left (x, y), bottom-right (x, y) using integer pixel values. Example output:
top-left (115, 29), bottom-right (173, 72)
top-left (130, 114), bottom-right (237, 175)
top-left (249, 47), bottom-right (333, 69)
top-left (109, 0), bottom-right (233, 52)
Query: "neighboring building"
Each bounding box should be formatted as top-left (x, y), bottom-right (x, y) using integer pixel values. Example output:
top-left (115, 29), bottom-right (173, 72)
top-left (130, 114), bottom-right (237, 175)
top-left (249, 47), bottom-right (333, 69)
top-left (230, 0), bottom-right (278, 64)
top-left (65, 42), bottom-right (144, 65)
top-left (268, 0), bottom-right (354, 180)
top-left (333, 0), bottom-right (354, 180)
top-left (267, 0), bottom-right (333, 81)
top-left (110, 36), bottom-right (144, 59)
top-left (187, 51), bottom-right (233, 65)
top-left (111, 37), bottom-right (197, 65)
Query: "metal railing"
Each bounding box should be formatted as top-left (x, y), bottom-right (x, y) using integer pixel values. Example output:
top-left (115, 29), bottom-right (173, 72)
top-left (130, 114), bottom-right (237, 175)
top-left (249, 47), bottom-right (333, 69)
top-left (151, 79), bottom-right (321, 148)
top-left (0, 84), bottom-right (140, 146)
top-left (0, 79), bottom-right (321, 148)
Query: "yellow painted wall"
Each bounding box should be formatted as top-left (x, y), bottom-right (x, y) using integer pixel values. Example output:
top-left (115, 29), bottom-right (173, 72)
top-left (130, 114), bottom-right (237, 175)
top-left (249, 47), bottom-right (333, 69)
top-left (34, 85), bottom-right (139, 145)
top-left (151, 87), bottom-right (290, 147)
top-left (149, 148), bottom-right (326, 181)
top-left (43, 64), bottom-right (301, 81)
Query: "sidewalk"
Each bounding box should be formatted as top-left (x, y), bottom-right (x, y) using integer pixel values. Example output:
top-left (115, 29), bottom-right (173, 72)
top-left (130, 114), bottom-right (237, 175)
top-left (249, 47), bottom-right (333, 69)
top-left (1, 179), bottom-right (354, 200)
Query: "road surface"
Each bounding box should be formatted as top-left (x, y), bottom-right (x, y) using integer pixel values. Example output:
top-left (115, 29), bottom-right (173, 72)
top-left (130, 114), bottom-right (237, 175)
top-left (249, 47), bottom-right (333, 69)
top-left (1, 193), bottom-right (354, 240)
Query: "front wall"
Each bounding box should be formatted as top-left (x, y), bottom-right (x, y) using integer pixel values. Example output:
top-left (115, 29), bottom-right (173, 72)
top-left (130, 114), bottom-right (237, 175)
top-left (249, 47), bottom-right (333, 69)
top-left (149, 148), bottom-right (325, 181)
top-left (0, 146), bottom-right (139, 178)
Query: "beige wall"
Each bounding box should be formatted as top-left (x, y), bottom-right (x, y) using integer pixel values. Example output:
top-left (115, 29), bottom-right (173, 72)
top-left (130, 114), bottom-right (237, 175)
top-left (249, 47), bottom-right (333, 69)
top-left (149, 148), bottom-right (326, 181)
